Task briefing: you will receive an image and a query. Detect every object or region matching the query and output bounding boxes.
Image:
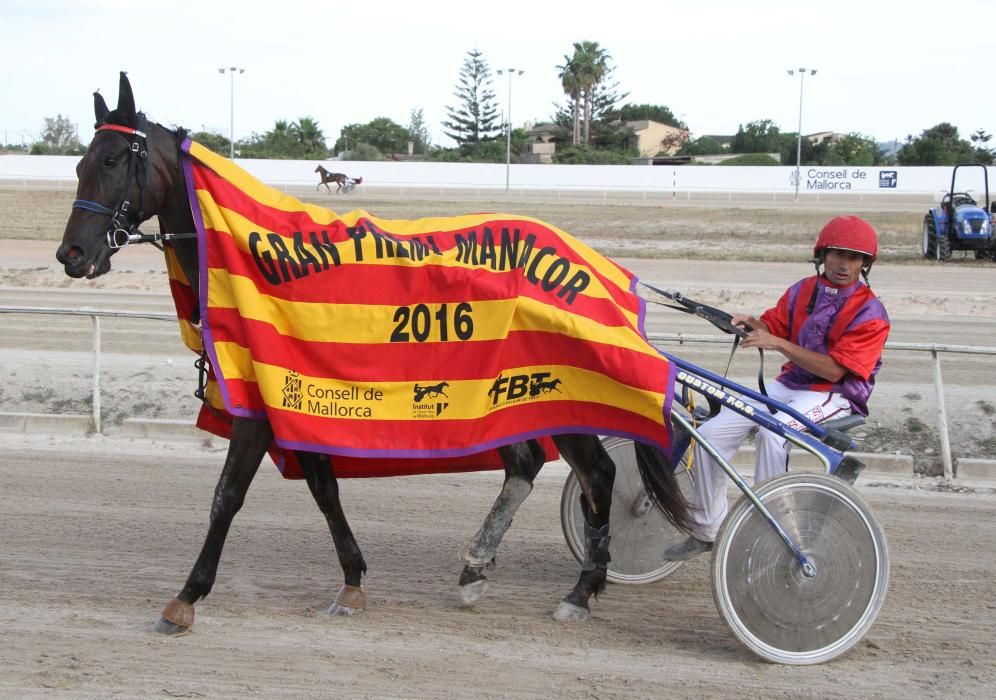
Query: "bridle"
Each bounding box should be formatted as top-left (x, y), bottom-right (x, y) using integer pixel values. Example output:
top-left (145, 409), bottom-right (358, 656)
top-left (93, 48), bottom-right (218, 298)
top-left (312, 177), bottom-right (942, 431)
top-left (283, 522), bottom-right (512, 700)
top-left (72, 120), bottom-right (196, 250)
top-left (74, 120), bottom-right (212, 407)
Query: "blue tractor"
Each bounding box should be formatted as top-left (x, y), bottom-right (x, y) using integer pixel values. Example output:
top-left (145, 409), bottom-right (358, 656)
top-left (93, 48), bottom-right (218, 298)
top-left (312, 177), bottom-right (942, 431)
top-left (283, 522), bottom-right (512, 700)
top-left (922, 163), bottom-right (996, 260)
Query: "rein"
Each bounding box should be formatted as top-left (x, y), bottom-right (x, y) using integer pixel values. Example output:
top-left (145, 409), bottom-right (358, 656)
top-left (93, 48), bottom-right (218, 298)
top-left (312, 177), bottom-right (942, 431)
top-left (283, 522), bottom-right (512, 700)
top-left (639, 281), bottom-right (768, 398)
top-left (72, 121), bottom-right (197, 250)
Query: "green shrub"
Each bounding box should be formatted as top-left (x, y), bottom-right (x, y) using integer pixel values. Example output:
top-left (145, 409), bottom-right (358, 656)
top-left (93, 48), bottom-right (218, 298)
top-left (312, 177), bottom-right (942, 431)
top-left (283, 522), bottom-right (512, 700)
top-left (718, 153), bottom-right (780, 166)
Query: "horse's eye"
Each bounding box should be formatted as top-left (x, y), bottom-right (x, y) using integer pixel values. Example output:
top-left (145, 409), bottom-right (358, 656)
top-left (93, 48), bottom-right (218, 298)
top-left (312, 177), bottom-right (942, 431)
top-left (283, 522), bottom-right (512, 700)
top-left (103, 156), bottom-right (117, 167)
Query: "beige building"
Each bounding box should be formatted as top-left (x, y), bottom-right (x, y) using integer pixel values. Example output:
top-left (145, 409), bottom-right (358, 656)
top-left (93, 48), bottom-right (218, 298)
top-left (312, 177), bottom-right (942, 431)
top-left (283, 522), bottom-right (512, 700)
top-left (522, 123), bottom-right (562, 164)
top-left (522, 119), bottom-right (691, 162)
top-left (626, 120), bottom-right (689, 157)
top-left (807, 131), bottom-right (846, 146)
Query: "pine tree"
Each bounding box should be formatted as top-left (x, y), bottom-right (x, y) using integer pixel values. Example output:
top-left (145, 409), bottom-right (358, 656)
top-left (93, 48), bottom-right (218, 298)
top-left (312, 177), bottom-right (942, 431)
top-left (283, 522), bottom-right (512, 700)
top-left (408, 108), bottom-right (432, 154)
top-left (442, 49), bottom-right (500, 150)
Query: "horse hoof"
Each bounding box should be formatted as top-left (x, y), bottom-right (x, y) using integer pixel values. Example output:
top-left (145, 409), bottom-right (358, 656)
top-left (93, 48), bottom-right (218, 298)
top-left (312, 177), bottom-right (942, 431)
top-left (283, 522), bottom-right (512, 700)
top-left (553, 601), bottom-right (590, 623)
top-left (156, 597), bottom-right (194, 634)
top-left (152, 617), bottom-right (190, 636)
top-left (459, 578), bottom-right (488, 606)
top-left (328, 584), bottom-right (366, 616)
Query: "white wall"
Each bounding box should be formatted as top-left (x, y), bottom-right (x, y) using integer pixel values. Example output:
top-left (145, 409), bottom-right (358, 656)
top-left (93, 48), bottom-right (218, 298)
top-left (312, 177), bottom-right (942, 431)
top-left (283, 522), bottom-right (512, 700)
top-left (2, 153), bottom-right (992, 197)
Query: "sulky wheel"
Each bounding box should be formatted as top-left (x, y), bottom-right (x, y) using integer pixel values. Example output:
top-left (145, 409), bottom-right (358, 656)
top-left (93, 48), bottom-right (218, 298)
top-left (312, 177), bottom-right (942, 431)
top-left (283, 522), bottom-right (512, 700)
top-left (560, 436), bottom-right (693, 584)
top-left (711, 472), bottom-right (889, 665)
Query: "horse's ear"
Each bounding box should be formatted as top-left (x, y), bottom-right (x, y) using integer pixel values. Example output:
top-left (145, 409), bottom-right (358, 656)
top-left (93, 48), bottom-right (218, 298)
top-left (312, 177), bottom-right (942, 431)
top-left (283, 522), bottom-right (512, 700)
top-left (93, 91), bottom-right (110, 124)
top-left (116, 71), bottom-right (137, 125)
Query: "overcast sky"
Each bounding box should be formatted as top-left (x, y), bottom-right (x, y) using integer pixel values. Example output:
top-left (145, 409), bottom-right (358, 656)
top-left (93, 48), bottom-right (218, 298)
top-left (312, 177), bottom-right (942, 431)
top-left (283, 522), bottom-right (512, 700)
top-left (2, 0), bottom-right (993, 150)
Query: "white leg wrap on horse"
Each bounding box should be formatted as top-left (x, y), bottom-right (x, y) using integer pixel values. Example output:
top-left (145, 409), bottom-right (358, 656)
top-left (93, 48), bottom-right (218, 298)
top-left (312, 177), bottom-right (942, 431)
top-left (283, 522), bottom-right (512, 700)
top-left (459, 578), bottom-right (489, 606)
top-left (462, 476), bottom-right (533, 566)
top-left (553, 600), bottom-right (591, 622)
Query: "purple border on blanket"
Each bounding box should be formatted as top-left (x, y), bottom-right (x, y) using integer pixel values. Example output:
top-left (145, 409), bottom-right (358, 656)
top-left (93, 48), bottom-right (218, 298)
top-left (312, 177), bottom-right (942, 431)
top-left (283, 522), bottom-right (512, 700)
top-left (180, 140), bottom-right (265, 422)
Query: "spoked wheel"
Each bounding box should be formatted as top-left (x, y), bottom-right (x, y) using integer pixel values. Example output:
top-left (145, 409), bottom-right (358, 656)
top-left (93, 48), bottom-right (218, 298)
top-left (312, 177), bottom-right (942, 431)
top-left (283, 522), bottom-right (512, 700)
top-left (560, 437), bottom-right (693, 584)
top-left (711, 472), bottom-right (889, 665)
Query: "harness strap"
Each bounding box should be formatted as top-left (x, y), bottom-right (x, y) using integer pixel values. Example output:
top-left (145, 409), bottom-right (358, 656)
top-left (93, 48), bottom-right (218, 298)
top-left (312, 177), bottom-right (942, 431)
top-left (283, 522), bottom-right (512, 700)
top-left (72, 200), bottom-right (115, 216)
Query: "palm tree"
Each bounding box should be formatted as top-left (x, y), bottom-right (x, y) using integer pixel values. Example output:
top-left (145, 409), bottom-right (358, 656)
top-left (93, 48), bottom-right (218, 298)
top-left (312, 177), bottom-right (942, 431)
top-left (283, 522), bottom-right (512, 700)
top-left (292, 117), bottom-right (326, 155)
top-left (557, 55), bottom-right (582, 146)
top-left (571, 41), bottom-right (610, 145)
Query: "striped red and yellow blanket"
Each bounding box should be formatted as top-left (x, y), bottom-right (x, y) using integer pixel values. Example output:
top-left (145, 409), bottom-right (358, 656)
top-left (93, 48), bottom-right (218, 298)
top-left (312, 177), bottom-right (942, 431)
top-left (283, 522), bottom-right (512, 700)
top-left (166, 141), bottom-right (674, 477)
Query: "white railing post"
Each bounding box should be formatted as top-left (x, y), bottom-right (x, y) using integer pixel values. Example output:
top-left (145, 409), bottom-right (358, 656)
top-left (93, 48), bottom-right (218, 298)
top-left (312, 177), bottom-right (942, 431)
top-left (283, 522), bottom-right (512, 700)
top-left (931, 349), bottom-right (953, 480)
top-left (92, 314), bottom-right (101, 433)
top-left (1, 308), bottom-right (994, 465)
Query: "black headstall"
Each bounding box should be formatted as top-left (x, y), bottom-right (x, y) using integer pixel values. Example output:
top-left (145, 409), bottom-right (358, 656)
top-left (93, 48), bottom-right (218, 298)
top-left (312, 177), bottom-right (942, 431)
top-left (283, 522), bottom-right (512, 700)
top-left (72, 119), bottom-right (196, 250)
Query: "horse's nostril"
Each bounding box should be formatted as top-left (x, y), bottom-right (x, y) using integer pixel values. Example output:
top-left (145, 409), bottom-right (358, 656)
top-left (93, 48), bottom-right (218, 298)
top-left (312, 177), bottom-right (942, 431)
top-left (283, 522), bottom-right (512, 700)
top-left (56, 245), bottom-right (85, 266)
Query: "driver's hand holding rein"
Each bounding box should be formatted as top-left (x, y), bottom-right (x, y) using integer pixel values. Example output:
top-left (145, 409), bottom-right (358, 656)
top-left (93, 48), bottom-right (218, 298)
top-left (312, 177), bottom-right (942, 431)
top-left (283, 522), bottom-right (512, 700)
top-left (665, 216), bottom-right (891, 562)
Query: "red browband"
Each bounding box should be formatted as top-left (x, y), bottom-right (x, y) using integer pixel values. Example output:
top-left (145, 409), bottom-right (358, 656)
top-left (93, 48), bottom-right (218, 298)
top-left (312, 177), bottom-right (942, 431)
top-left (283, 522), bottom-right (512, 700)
top-left (97, 123), bottom-right (146, 138)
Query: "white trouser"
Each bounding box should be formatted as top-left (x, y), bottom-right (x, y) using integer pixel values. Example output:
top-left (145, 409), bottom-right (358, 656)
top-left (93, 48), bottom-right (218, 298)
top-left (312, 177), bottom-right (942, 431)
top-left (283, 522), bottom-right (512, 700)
top-left (688, 381), bottom-right (851, 542)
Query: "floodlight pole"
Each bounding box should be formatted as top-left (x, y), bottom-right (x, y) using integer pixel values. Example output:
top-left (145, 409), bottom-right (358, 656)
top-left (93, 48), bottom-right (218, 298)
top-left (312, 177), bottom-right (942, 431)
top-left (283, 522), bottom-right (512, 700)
top-left (497, 68), bottom-right (524, 194)
top-left (788, 67), bottom-right (816, 201)
top-left (219, 67), bottom-right (246, 159)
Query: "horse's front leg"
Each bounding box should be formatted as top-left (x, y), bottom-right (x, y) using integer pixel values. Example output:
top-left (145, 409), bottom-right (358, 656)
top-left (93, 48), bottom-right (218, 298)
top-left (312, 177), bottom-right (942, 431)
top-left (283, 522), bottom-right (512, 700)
top-left (153, 417), bottom-right (272, 635)
top-left (295, 452), bottom-right (368, 615)
top-left (458, 440), bottom-right (545, 606)
top-left (552, 435), bottom-right (614, 622)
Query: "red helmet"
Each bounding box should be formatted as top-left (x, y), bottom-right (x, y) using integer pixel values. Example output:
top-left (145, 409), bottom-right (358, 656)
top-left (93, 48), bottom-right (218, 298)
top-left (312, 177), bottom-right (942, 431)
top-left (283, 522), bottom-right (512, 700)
top-left (813, 216), bottom-right (878, 263)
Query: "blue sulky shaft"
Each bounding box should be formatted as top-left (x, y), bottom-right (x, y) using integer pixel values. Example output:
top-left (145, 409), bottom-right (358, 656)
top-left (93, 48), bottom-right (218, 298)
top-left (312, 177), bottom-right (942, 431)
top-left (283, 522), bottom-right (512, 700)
top-left (663, 354), bottom-right (854, 577)
top-left (671, 412), bottom-right (817, 577)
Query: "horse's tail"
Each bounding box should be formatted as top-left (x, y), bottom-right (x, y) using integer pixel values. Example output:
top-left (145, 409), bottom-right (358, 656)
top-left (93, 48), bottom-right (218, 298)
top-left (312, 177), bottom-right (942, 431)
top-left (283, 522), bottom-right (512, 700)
top-left (633, 441), bottom-right (692, 533)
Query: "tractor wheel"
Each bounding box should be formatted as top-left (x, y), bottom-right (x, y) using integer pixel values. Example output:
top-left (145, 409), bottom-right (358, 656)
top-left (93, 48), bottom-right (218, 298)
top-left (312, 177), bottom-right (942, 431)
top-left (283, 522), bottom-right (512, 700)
top-left (974, 249), bottom-right (993, 260)
top-left (936, 233), bottom-right (952, 261)
top-left (921, 216), bottom-right (936, 258)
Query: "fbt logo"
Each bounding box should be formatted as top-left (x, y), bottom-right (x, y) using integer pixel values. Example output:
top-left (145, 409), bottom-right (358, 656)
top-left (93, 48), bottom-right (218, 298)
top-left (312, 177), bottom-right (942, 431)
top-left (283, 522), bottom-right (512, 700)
top-left (488, 372), bottom-right (562, 406)
top-left (878, 171), bottom-right (897, 188)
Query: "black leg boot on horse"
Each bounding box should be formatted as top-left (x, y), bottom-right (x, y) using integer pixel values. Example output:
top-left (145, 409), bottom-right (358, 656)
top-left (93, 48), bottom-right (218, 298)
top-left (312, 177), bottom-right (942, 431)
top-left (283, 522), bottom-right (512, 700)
top-left (551, 435), bottom-right (614, 622)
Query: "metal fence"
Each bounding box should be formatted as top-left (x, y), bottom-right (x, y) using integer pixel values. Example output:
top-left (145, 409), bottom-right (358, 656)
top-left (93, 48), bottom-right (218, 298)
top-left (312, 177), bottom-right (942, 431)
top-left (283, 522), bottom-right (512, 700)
top-left (2, 305), bottom-right (994, 480)
top-left (0, 176), bottom-right (937, 212)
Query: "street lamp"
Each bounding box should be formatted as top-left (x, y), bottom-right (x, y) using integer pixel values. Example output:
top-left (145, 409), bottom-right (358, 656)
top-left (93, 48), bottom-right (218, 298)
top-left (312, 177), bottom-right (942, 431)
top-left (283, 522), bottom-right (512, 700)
top-left (496, 68), bottom-right (524, 194)
top-left (218, 67), bottom-right (246, 159)
top-left (787, 67), bottom-right (816, 200)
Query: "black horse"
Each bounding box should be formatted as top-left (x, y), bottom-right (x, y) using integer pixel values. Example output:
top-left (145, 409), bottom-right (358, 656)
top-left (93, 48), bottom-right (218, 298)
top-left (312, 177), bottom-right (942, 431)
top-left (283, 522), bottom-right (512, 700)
top-left (56, 72), bottom-right (690, 635)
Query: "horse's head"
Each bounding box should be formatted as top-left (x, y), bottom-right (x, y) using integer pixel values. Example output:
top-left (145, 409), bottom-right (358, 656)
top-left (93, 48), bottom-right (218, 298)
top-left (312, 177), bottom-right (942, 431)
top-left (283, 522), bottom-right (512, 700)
top-left (56, 72), bottom-right (180, 279)
top-left (315, 165), bottom-right (324, 174)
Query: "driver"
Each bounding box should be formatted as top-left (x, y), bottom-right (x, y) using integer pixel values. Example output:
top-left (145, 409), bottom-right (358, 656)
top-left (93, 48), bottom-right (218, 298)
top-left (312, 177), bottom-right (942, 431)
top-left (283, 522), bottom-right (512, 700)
top-left (665, 215), bottom-right (890, 561)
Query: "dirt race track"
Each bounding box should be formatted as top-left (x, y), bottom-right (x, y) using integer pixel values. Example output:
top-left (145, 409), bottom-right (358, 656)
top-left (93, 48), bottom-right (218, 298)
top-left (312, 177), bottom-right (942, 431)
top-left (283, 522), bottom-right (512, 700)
top-left (0, 432), bottom-right (994, 698)
top-left (2, 191), bottom-right (996, 696)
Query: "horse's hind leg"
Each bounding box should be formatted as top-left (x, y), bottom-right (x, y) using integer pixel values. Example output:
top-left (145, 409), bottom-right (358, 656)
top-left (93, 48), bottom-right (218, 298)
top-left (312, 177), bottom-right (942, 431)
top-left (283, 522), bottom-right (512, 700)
top-left (154, 417), bottom-right (272, 635)
top-left (552, 434), bottom-right (614, 622)
top-left (295, 452), bottom-right (368, 615)
top-left (458, 440), bottom-right (545, 606)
